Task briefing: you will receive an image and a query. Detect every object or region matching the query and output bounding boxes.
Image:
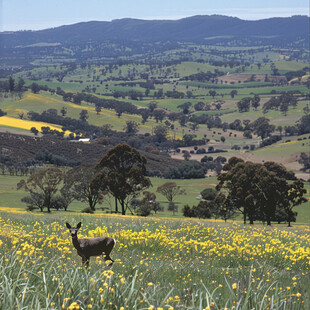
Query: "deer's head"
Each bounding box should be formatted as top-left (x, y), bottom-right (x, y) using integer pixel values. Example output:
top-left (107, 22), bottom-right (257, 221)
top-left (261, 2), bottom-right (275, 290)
top-left (66, 222), bottom-right (82, 238)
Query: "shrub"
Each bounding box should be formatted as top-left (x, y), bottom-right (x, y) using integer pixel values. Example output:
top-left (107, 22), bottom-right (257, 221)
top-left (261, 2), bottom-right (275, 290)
top-left (183, 204), bottom-right (195, 217)
top-left (81, 207), bottom-right (94, 214)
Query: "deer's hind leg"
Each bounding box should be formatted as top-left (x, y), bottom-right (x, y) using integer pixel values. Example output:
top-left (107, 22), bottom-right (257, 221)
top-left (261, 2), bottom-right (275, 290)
top-left (103, 240), bottom-right (115, 266)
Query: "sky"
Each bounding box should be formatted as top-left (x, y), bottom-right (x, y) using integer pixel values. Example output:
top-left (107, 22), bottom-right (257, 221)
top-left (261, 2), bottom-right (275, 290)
top-left (0, 0), bottom-right (309, 31)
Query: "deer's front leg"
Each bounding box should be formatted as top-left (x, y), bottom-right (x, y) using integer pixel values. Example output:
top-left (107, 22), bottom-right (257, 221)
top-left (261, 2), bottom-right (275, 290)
top-left (81, 256), bottom-right (90, 268)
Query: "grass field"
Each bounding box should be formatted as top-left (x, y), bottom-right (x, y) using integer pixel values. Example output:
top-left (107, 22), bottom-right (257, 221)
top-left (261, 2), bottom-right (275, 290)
top-left (0, 211), bottom-right (309, 309)
top-left (1, 174), bottom-right (309, 225)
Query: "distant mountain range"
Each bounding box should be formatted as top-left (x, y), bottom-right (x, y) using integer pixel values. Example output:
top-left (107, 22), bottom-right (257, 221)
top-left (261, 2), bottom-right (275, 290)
top-left (1, 15), bottom-right (309, 47)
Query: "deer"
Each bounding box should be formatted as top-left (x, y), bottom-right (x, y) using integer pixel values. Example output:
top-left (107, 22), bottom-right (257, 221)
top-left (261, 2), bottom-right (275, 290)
top-left (66, 222), bottom-right (116, 267)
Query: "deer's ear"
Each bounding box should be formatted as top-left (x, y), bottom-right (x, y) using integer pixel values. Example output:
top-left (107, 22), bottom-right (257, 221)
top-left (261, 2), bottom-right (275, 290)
top-left (66, 222), bottom-right (71, 229)
top-left (77, 222), bottom-right (82, 229)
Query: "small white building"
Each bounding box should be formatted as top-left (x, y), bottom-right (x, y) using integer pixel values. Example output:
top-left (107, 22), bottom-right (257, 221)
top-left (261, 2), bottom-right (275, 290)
top-left (78, 138), bottom-right (90, 142)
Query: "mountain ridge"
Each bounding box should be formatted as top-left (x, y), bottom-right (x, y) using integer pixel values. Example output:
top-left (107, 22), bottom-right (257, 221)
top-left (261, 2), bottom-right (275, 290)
top-left (1, 15), bottom-right (309, 47)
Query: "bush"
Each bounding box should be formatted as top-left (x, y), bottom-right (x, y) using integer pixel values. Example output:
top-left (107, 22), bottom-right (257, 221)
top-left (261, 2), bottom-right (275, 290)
top-left (192, 201), bottom-right (213, 219)
top-left (196, 148), bottom-right (206, 154)
top-left (183, 204), bottom-right (195, 217)
top-left (81, 207), bottom-right (94, 214)
top-left (231, 145), bottom-right (241, 150)
top-left (26, 205), bottom-right (38, 212)
top-left (136, 203), bottom-right (152, 217)
top-left (200, 188), bottom-right (218, 201)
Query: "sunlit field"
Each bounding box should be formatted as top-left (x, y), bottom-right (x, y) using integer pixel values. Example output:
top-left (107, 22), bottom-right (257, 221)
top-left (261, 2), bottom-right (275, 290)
top-left (0, 116), bottom-right (71, 135)
top-left (0, 212), bottom-right (309, 309)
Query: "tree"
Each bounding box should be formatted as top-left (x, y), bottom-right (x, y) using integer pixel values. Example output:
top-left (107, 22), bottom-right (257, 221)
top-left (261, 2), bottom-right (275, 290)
top-left (213, 193), bottom-right (237, 222)
top-left (60, 107), bottom-right (67, 117)
top-left (280, 102), bottom-right (289, 116)
top-left (69, 165), bottom-right (105, 211)
top-left (30, 83), bottom-right (40, 94)
top-left (124, 121), bottom-right (139, 135)
top-left (148, 101), bottom-right (158, 113)
top-left (0, 109), bottom-right (7, 117)
top-left (283, 180), bottom-right (307, 227)
top-left (153, 124), bottom-right (168, 142)
top-left (57, 170), bottom-right (76, 211)
top-left (96, 144), bottom-right (151, 215)
top-left (194, 101), bottom-right (205, 111)
top-left (79, 110), bottom-right (89, 122)
top-left (21, 194), bottom-right (45, 212)
top-left (140, 108), bottom-right (150, 124)
top-left (252, 94), bottom-right (260, 110)
top-left (95, 105), bottom-right (102, 115)
top-left (8, 76), bottom-right (15, 92)
top-left (17, 167), bottom-right (63, 213)
top-left (243, 130), bottom-right (252, 139)
top-left (209, 90), bottom-right (216, 98)
top-left (183, 151), bottom-right (191, 161)
top-left (230, 90), bottom-right (238, 98)
top-left (30, 127), bottom-right (39, 136)
top-left (189, 122), bottom-right (199, 131)
top-left (177, 102), bottom-right (192, 114)
top-left (250, 117), bottom-right (275, 140)
top-left (157, 182), bottom-right (185, 207)
top-left (153, 109), bottom-right (166, 122)
top-left (297, 115), bottom-right (310, 135)
top-left (298, 152), bottom-right (310, 171)
top-left (15, 78), bottom-right (25, 92)
top-left (237, 97), bottom-right (251, 112)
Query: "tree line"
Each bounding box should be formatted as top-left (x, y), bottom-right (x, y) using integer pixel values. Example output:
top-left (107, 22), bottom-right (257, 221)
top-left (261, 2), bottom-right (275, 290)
top-left (16, 143), bottom-right (307, 226)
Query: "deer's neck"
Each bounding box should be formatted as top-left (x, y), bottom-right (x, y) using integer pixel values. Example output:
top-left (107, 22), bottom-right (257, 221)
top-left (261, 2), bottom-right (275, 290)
top-left (72, 236), bottom-right (81, 250)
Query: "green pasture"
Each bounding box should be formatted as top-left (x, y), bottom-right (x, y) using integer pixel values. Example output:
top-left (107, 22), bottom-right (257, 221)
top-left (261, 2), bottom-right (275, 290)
top-left (0, 174), bottom-right (216, 216)
top-left (1, 173), bottom-right (309, 224)
top-left (220, 99), bottom-right (309, 126)
top-left (252, 136), bottom-right (310, 162)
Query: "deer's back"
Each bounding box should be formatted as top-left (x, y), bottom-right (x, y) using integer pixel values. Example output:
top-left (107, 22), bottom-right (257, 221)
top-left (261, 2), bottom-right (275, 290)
top-left (78, 237), bottom-right (115, 257)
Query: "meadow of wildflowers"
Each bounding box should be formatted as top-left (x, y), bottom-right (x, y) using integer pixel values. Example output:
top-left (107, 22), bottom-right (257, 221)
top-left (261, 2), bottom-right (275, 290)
top-left (0, 211), bottom-right (309, 309)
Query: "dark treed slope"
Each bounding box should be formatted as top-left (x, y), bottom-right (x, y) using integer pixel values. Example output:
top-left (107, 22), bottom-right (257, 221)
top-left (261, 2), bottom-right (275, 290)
top-left (1, 15), bottom-right (309, 47)
top-left (0, 132), bottom-right (183, 174)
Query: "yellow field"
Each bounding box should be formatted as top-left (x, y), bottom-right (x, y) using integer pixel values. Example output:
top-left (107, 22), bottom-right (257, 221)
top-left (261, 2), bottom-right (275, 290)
top-left (0, 116), bottom-right (71, 135)
top-left (0, 212), bottom-right (309, 309)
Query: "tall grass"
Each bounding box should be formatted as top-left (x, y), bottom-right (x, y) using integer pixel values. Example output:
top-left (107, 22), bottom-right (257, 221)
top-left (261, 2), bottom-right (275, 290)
top-left (0, 212), bottom-right (308, 309)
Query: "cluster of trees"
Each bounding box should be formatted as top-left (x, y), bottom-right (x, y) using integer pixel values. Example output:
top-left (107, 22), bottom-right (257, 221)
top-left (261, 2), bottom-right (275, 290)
top-left (163, 161), bottom-right (207, 179)
top-left (0, 155), bottom-right (38, 176)
top-left (284, 66), bottom-right (309, 81)
top-left (57, 88), bottom-right (140, 116)
top-left (18, 144), bottom-right (151, 215)
top-left (263, 93), bottom-right (298, 115)
top-left (237, 95), bottom-right (260, 112)
top-left (298, 152), bottom-right (310, 172)
top-left (183, 157), bottom-right (307, 227)
top-left (182, 70), bottom-right (225, 82)
top-left (0, 77), bottom-right (25, 95)
top-left (28, 109), bottom-right (99, 137)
